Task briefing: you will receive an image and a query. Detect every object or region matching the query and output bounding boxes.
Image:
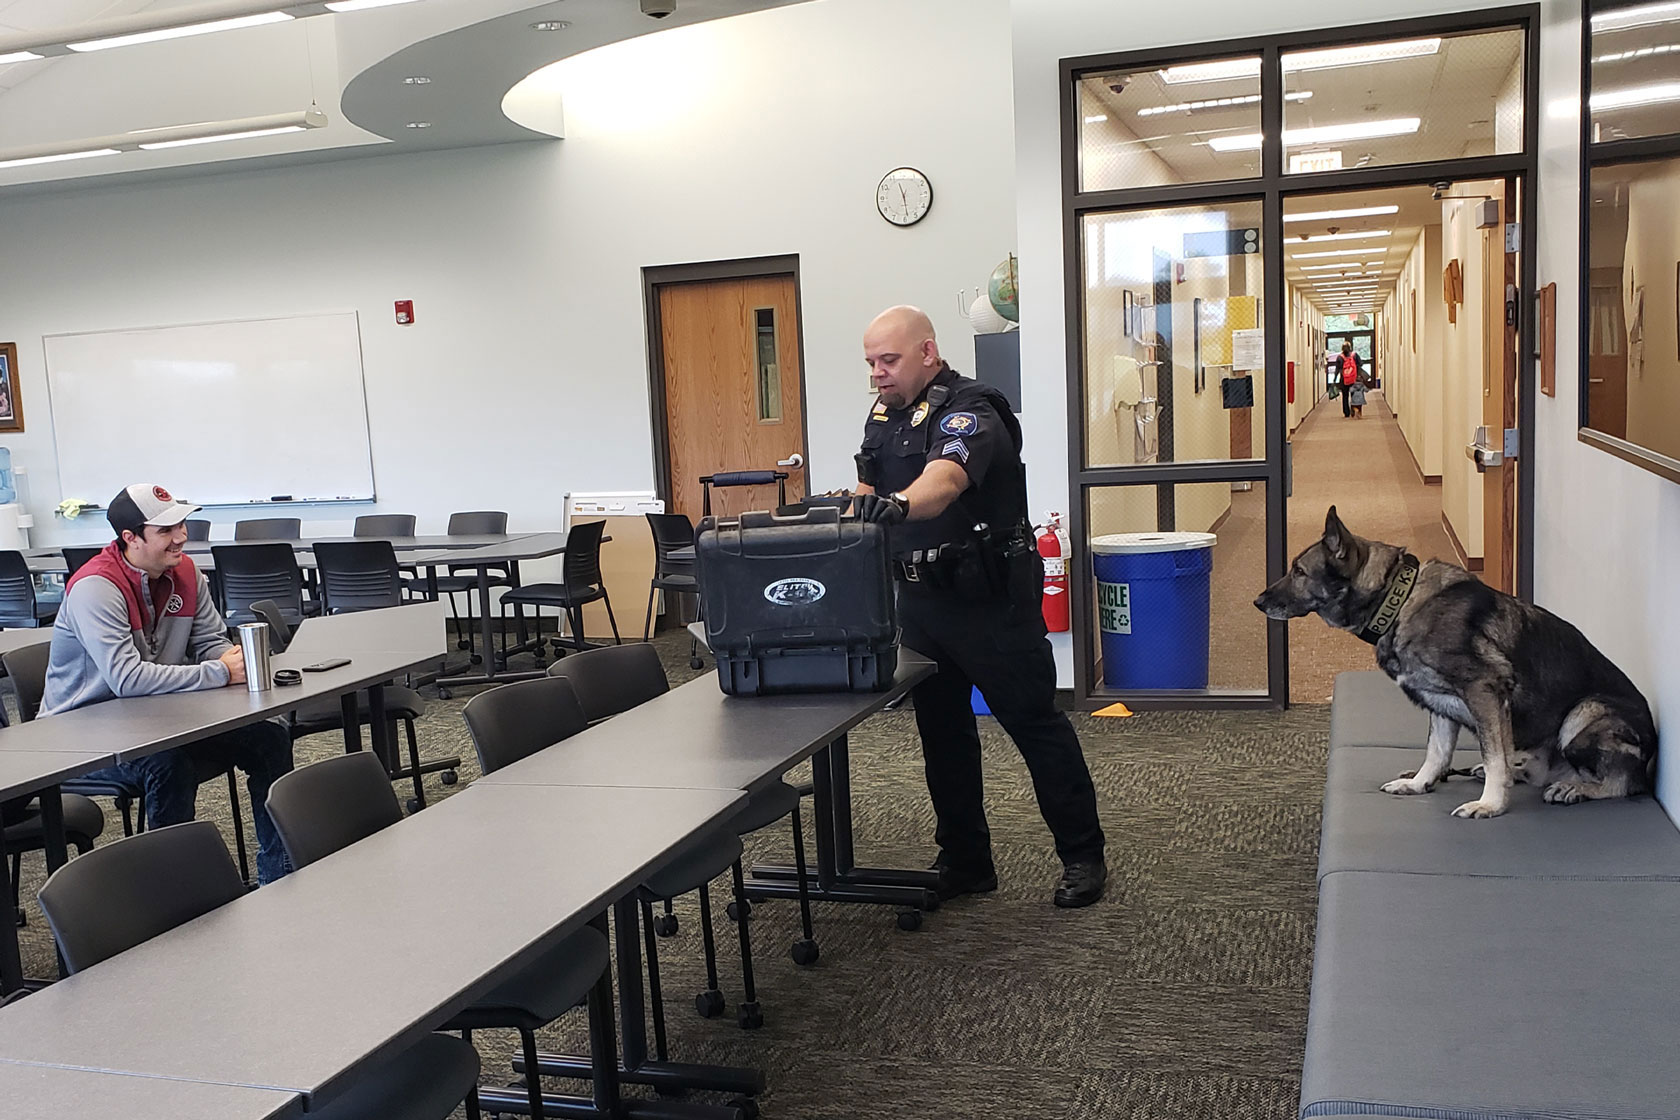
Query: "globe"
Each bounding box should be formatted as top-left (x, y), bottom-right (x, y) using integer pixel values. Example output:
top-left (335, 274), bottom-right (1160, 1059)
top-left (988, 254), bottom-right (1018, 323)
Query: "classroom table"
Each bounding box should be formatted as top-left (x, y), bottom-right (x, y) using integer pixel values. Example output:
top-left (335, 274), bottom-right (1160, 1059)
top-left (0, 1062), bottom-right (303, 1119)
top-left (0, 783), bottom-right (745, 1118)
top-left (0, 629), bottom-right (50, 655)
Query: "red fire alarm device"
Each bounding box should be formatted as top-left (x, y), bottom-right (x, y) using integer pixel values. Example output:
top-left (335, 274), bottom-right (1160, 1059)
top-left (394, 300), bottom-right (415, 325)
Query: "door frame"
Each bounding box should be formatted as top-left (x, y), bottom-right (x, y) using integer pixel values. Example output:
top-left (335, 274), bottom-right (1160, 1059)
top-left (1059, 5), bottom-right (1541, 710)
top-left (642, 255), bottom-right (812, 510)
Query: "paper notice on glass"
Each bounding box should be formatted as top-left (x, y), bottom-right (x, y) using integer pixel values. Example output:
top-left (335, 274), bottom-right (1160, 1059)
top-left (1232, 328), bottom-right (1265, 371)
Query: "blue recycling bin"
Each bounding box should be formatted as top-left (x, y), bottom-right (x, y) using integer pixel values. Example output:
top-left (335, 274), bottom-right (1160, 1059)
top-left (1091, 532), bottom-right (1215, 690)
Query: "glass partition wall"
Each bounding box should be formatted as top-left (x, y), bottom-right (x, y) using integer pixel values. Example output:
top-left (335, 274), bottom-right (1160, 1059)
top-left (1061, 11), bottom-right (1538, 708)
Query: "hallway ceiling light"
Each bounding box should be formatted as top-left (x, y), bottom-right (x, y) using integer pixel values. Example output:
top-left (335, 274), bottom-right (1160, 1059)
top-left (0, 50), bottom-right (43, 63)
top-left (1208, 118), bottom-right (1421, 152)
top-left (1284, 205), bottom-right (1400, 223)
top-left (1293, 247), bottom-right (1383, 259)
top-left (0, 1), bottom-right (432, 60)
top-left (1136, 91), bottom-right (1312, 116)
top-left (1591, 81), bottom-right (1680, 110)
top-left (0, 108), bottom-right (326, 169)
top-left (1295, 229), bottom-right (1393, 243)
top-left (1592, 2), bottom-right (1680, 31)
top-left (1083, 115), bottom-right (1108, 123)
top-left (1299, 263), bottom-right (1379, 272)
top-left (323, 0), bottom-right (424, 10)
top-left (66, 11), bottom-right (292, 51)
top-left (1160, 39), bottom-right (1440, 83)
top-left (1594, 42), bottom-right (1680, 64)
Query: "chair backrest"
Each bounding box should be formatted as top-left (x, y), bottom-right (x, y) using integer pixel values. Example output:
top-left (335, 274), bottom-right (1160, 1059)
top-left (61, 546), bottom-right (103, 580)
top-left (0, 550), bottom-right (37, 624)
top-left (184, 519), bottom-right (212, 542)
top-left (211, 543), bottom-right (304, 626)
top-left (37, 820), bottom-right (245, 974)
top-left (2, 640), bottom-right (51, 721)
top-left (266, 752), bottom-right (403, 870)
top-left (461, 676), bottom-right (589, 775)
top-left (353, 514), bottom-right (417, 538)
top-left (447, 510), bottom-right (507, 535)
top-left (234, 518), bottom-right (302, 541)
top-left (646, 513), bottom-right (696, 558)
top-left (313, 540), bottom-right (403, 613)
top-left (560, 519), bottom-right (608, 589)
top-left (545, 642), bottom-right (668, 722)
top-left (246, 599), bottom-right (294, 653)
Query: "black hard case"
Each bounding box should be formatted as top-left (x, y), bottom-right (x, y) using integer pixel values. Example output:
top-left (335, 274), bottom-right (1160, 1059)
top-left (696, 507), bottom-right (899, 695)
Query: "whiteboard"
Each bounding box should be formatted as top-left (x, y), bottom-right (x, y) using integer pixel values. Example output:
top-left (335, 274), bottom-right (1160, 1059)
top-left (44, 313), bottom-right (376, 506)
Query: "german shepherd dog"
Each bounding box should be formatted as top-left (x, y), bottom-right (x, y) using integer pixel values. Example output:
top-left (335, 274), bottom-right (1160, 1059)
top-left (1254, 507), bottom-right (1657, 818)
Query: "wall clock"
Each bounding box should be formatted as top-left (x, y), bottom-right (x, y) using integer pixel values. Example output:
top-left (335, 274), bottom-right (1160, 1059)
top-left (877, 167), bottom-right (932, 227)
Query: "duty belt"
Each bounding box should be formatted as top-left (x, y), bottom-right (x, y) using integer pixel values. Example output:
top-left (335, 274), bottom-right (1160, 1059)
top-left (893, 547), bottom-right (957, 584)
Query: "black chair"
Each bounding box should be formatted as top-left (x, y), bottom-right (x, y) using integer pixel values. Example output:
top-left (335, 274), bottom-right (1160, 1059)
top-left (248, 599), bottom-right (457, 810)
top-left (498, 520), bottom-right (619, 664)
top-left (211, 543), bottom-right (306, 629)
top-left (2, 641), bottom-right (252, 880)
top-left (313, 541), bottom-right (404, 614)
top-left (549, 643), bottom-right (818, 966)
top-left (464, 675), bottom-right (765, 1032)
top-left (184, 519), bottom-right (212, 542)
top-left (353, 514), bottom-right (417, 537)
top-left (234, 518), bottom-right (302, 541)
top-left (406, 511), bottom-right (511, 662)
top-left (61, 547), bottom-right (102, 580)
top-left (644, 512), bottom-right (704, 669)
top-left (0, 551), bottom-right (53, 628)
top-left (36, 820), bottom-right (480, 1120)
top-left (266, 752), bottom-right (619, 1120)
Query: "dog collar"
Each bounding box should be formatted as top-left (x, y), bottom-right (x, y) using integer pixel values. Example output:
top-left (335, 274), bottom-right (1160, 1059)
top-left (1355, 553), bottom-right (1420, 645)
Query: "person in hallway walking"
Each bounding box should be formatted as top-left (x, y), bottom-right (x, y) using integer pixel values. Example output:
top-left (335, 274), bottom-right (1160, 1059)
top-left (1338, 342), bottom-right (1360, 418)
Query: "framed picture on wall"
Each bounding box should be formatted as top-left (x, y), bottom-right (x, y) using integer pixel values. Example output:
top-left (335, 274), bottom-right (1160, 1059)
top-left (0, 343), bottom-right (22, 433)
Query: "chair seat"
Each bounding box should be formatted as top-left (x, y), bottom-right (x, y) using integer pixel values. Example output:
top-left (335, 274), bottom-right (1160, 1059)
top-left (726, 781), bottom-right (801, 836)
top-left (61, 776), bottom-right (142, 801)
top-left (651, 572), bottom-right (698, 591)
top-left (1, 794), bottom-right (106, 848)
top-left (311, 1032), bottom-right (480, 1120)
top-left (290, 685), bottom-right (426, 736)
top-left (640, 829), bottom-right (744, 899)
top-left (444, 926), bottom-right (609, 1032)
top-left (502, 582), bottom-right (605, 609)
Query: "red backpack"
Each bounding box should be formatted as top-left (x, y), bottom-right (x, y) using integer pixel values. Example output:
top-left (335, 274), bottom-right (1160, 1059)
top-left (1341, 354), bottom-right (1359, 386)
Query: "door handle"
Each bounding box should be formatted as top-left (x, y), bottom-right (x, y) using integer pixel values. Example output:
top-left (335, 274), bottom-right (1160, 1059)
top-left (777, 453), bottom-right (804, 470)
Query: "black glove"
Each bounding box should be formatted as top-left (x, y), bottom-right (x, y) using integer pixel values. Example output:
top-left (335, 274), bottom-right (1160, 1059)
top-left (852, 492), bottom-right (907, 524)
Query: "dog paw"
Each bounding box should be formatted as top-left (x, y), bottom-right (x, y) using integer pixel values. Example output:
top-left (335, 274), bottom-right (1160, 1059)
top-left (1543, 781), bottom-right (1585, 805)
top-left (1381, 776), bottom-right (1432, 795)
top-left (1451, 799), bottom-right (1506, 819)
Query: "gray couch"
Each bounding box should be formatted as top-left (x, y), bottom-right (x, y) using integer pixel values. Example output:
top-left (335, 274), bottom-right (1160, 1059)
top-left (1301, 671), bottom-right (1680, 1120)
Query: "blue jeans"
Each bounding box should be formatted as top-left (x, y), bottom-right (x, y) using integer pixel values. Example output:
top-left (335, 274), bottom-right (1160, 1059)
top-left (81, 720), bottom-right (296, 884)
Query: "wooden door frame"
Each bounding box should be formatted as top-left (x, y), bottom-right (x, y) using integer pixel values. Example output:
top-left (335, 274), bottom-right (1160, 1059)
top-left (643, 255), bottom-right (812, 510)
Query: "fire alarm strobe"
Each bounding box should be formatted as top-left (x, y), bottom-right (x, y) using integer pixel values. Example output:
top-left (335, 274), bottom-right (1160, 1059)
top-left (394, 300), bottom-right (415, 325)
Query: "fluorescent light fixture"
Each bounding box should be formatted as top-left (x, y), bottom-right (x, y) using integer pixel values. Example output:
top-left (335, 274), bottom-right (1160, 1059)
top-left (1136, 91), bottom-right (1312, 116)
top-left (138, 125), bottom-right (307, 150)
top-left (1209, 117), bottom-right (1420, 152)
top-left (1285, 205), bottom-right (1400, 223)
top-left (325, 0), bottom-right (423, 11)
top-left (1300, 263), bottom-right (1380, 272)
top-left (0, 148), bottom-right (120, 170)
top-left (1295, 229), bottom-right (1393, 243)
top-left (1083, 115), bottom-right (1108, 124)
top-left (1160, 38), bottom-right (1439, 83)
top-left (1591, 81), bottom-right (1680, 110)
top-left (1293, 247), bottom-right (1384, 259)
top-left (67, 11), bottom-right (292, 52)
top-left (0, 50), bottom-right (42, 64)
top-left (1592, 2), bottom-right (1680, 30)
top-left (1594, 43), bottom-right (1680, 64)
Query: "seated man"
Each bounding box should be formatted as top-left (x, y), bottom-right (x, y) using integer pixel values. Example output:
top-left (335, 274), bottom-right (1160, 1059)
top-left (42, 483), bottom-right (295, 883)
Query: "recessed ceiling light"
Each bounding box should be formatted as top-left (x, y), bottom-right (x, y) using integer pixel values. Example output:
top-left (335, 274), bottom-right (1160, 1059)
top-left (1595, 43), bottom-right (1680, 65)
top-left (0, 50), bottom-right (43, 65)
top-left (1284, 205), bottom-right (1400, 223)
top-left (1083, 115), bottom-right (1108, 124)
top-left (406, 121), bottom-right (431, 129)
top-left (530, 20), bottom-right (571, 31)
top-left (1136, 91), bottom-right (1313, 116)
top-left (1293, 247), bottom-right (1384, 259)
top-left (1159, 39), bottom-right (1440, 83)
top-left (67, 11), bottom-right (293, 51)
top-left (1296, 229), bottom-right (1393, 243)
top-left (1209, 117), bottom-right (1421, 152)
top-left (1591, 81), bottom-right (1680, 110)
top-left (402, 76), bottom-right (431, 85)
top-left (325, 0), bottom-right (425, 10)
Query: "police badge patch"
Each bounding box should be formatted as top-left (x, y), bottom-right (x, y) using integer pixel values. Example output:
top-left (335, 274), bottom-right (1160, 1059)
top-left (939, 411), bottom-right (977, 435)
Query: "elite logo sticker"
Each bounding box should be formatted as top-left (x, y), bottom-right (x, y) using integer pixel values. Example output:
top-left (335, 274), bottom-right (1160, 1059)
top-left (763, 578), bottom-right (826, 607)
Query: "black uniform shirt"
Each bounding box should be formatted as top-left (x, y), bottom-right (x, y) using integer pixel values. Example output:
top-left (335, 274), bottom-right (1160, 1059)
top-left (858, 364), bottom-right (1024, 557)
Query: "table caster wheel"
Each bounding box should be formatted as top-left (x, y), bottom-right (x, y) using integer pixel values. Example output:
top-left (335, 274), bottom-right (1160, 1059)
top-left (457, 639), bottom-right (471, 651)
top-left (440, 769), bottom-right (459, 786)
top-left (896, 909), bottom-right (923, 931)
top-left (436, 688), bottom-right (453, 700)
top-left (725, 899), bottom-right (752, 922)
top-left (405, 798), bottom-right (422, 814)
top-left (737, 1002), bottom-right (763, 1030)
top-left (695, 988), bottom-right (725, 1018)
top-left (652, 912), bottom-right (678, 937)
top-left (728, 1097), bottom-right (760, 1120)
top-left (689, 658), bottom-right (704, 670)
top-left (469, 653), bottom-right (483, 666)
top-left (791, 938), bottom-right (819, 966)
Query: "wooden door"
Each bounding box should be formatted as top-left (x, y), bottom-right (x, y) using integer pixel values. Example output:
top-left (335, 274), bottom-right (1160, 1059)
top-left (1478, 182), bottom-right (1517, 594)
top-left (1586, 268), bottom-right (1629, 438)
top-left (659, 276), bottom-right (807, 525)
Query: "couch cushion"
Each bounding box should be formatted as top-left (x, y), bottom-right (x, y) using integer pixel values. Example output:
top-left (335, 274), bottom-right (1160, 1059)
top-left (1330, 671), bottom-right (1480, 750)
top-left (1301, 872), bottom-right (1680, 1120)
top-left (1319, 746), bottom-right (1680, 882)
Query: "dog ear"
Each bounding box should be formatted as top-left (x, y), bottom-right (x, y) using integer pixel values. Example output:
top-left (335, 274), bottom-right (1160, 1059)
top-left (1323, 506), bottom-right (1347, 559)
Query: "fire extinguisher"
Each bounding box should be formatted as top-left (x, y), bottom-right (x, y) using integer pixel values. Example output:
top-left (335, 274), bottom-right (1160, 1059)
top-left (1037, 513), bottom-right (1070, 632)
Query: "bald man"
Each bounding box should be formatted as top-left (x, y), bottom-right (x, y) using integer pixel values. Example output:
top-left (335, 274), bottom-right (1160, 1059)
top-left (854, 307), bottom-right (1106, 908)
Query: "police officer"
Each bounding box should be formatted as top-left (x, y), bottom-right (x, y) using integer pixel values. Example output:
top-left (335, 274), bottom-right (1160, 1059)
top-left (852, 306), bottom-right (1106, 908)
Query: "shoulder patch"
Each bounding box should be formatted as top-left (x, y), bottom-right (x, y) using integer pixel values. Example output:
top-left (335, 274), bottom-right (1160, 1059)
top-left (870, 401), bottom-right (889, 422)
top-left (939, 411), bottom-right (978, 435)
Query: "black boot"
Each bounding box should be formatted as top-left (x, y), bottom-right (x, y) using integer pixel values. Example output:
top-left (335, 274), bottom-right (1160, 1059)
top-left (929, 855), bottom-right (997, 901)
top-left (1053, 860), bottom-right (1107, 908)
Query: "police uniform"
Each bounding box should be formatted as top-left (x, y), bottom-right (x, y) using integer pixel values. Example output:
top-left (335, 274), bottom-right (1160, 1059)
top-left (857, 364), bottom-right (1105, 888)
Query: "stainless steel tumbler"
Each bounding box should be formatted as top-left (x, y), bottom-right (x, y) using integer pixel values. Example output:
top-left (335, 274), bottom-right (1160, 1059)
top-left (237, 622), bottom-right (272, 693)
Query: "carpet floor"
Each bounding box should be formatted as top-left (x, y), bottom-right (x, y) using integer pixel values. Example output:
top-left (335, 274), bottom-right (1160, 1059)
top-left (9, 633), bottom-right (1330, 1120)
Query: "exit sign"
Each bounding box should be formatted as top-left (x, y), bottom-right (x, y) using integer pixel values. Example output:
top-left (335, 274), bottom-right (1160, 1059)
top-left (1289, 150), bottom-right (1343, 174)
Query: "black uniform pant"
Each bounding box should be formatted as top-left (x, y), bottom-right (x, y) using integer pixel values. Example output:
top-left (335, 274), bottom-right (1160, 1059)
top-left (898, 583), bottom-right (1105, 875)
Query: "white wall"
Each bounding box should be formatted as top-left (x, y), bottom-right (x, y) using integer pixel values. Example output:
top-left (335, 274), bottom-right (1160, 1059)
top-left (0, 0), bottom-right (1018, 553)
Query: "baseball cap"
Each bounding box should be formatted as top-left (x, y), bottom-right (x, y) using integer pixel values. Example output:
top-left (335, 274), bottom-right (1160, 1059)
top-left (107, 483), bottom-right (201, 536)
